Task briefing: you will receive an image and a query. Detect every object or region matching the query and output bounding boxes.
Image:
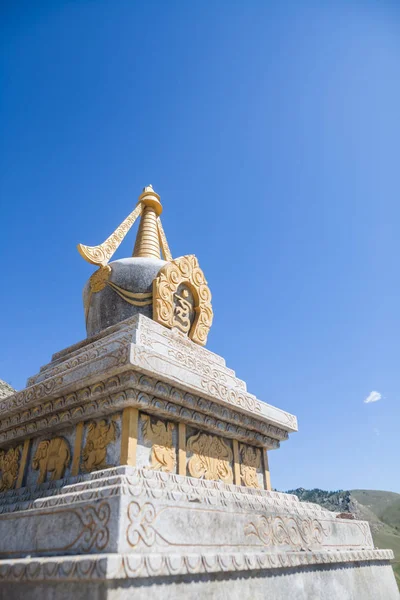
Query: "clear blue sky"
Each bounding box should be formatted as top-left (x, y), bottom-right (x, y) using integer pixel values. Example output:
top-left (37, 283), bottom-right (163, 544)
top-left (1, 1), bottom-right (399, 493)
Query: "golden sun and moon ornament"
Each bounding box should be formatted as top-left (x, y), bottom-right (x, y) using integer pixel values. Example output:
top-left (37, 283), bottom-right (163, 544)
top-left (77, 185), bottom-right (213, 346)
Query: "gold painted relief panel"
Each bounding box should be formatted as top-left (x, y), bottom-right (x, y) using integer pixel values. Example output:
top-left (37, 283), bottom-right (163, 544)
top-left (186, 430), bottom-right (233, 484)
top-left (140, 413), bottom-right (177, 473)
top-left (239, 443), bottom-right (262, 489)
top-left (0, 445), bottom-right (22, 491)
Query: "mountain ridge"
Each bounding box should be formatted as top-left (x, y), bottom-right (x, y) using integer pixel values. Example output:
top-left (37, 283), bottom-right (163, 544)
top-left (286, 487), bottom-right (400, 588)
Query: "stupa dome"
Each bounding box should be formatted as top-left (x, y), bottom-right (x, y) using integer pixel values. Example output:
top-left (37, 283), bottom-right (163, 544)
top-left (84, 256), bottom-right (167, 337)
top-left (78, 185), bottom-right (213, 346)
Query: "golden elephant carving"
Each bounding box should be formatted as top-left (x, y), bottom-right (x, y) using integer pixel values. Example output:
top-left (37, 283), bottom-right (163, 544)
top-left (32, 437), bottom-right (71, 484)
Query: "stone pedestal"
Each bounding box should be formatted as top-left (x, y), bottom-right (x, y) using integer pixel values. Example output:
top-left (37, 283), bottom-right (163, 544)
top-left (0, 315), bottom-right (397, 599)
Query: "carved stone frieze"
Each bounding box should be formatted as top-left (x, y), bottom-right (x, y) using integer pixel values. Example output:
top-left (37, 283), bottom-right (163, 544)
top-left (187, 432), bottom-right (233, 483)
top-left (27, 341), bottom-right (111, 386)
top-left (0, 377), bottom-right (64, 415)
top-left (75, 502), bottom-right (111, 552)
top-left (32, 437), bottom-right (71, 484)
top-left (240, 444), bottom-right (261, 489)
top-left (0, 548), bottom-right (393, 583)
top-left (28, 333), bottom-right (132, 385)
top-left (201, 377), bottom-right (262, 414)
top-left (0, 375), bottom-right (123, 437)
top-left (0, 372), bottom-right (284, 449)
top-left (20, 315), bottom-right (296, 441)
top-left (141, 415), bottom-right (176, 472)
top-left (129, 373), bottom-right (287, 441)
top-left (119, 497), bottom-right (332, 551)
top-left (2, 338), bottom-right (130, 419)
top-left (245, 514), bottom-right (331, 548)
top-left (126, 501), bottom-right (158, 547)
top-left (0, 467), bottom-right (308, 516)
top-left (160, 324), bottom-right (225, 366)
top-left (82, 418), bottom-right (117, 472)
top-left (0, 446), bottom-right (21, 492)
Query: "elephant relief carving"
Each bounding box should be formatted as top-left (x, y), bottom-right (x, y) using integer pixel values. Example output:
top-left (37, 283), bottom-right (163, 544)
top-left (32, 437), bottom-right (71, 484)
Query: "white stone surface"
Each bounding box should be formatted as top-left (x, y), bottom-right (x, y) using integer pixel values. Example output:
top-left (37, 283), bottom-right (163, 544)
top-left (0, 466), bottom-right (390, 557)
top-left (0, 316), bottom-right (397, 598)
top-left (0, 466), bottom-right (398, 598)
top-left (1, 559), bottom-right (398, 600)
top-left (0, 315), bottom-right (296, 451)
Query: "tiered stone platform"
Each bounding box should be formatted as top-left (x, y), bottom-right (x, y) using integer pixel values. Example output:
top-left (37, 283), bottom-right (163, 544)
top-left (0, 315), bottom-right (397, 599)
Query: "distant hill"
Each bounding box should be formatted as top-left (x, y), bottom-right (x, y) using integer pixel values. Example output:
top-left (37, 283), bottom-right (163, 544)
top-left (287, 488), bottom-right (400, 589)
top-left (0, 379), bottom-right (15, 399)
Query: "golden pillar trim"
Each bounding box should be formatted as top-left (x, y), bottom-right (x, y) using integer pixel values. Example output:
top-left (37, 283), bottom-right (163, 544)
top-left (71, 421), bottom-right (84, 476)
top-left (120, 407), bottom-right (139, 466)
top-left (233, 439), bottom-right (241, 486)
top-left (263, 449), bottom-right (271, 491)
top-left (16, 439), bottom-right (30, 489)
top-left (178, 422), bottom-right (186, 476)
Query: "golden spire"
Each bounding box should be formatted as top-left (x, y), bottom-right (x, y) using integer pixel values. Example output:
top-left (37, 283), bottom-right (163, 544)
top-left (77, 185), bottom-right (172, 266)
top-left (132, 185), bottom-right (162, 259)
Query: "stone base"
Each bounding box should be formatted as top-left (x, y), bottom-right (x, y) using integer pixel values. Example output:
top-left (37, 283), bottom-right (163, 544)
top-left (0, 467), bottom-right (398, 599)
top-left (0, 557), bottom-right (398, 600)
top-left (0, 316), bottom-right (397, 598)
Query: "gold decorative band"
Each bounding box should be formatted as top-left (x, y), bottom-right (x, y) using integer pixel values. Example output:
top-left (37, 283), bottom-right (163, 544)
top-left (85, 265), bottom-right (153, 323)
top-left (106, 281), bottom-right (153, 306)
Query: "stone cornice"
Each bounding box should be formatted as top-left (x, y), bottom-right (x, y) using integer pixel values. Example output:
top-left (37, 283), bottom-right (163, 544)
top-left (0, 549), bottom-right (393, 582)
top-left (1, 316), bottom-right (297, 440)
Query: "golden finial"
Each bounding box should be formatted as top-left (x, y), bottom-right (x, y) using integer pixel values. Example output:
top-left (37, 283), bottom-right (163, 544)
top-left (138, 185), bottom-right (162, 215)
top-left (132, 185), bottom-right (163, 259)
top-left (77, 185), bottom-right (172, 266)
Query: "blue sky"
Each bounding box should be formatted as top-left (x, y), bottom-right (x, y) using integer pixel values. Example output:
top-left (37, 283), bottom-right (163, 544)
top-left (1, 0), bottom-right (399, 493)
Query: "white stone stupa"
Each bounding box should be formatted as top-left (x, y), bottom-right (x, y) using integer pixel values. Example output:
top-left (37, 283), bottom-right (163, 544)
top-left (0, 186), bottom-right (397, 599)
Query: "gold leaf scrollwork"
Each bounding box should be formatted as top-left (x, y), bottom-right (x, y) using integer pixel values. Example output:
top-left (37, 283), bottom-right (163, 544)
top-left (77, 202), bottom-right (143, 267)
top-left (82, 418), bottom-right (117, 473)
top-left (153, 255), bottom-right (213, 346)
top-left (0, 446), bottom-right (21, 491)
top-left (89, 265), bottom-right (112, 293)
top-left (240, 444), bottom-right (261, 489)
top-left (141, 414), bottom-right (176, 472)
top-left (187, 432), bottom-right (233, 483)
top-left (32, 437), bottom-right (71, 484)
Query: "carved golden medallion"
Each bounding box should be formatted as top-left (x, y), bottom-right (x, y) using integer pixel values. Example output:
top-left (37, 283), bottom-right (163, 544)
top-left (0, 446), bottom-right (21, 492)
top-left (82, 418), bottom-right (117, 472)
top-left (187, 432), bottom-right (233, 483)
top-left (240, 444), bottom-right (261, 489)
top-left (141, 414), bottom-right (176, 473)
top-left (153, 255), bottom-right (213, 346)
top-left (32, 437), bottom-right (71, 484)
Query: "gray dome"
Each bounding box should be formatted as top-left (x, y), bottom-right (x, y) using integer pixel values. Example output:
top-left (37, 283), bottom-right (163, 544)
top-left (84, 257), bottom-right (167, 337)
